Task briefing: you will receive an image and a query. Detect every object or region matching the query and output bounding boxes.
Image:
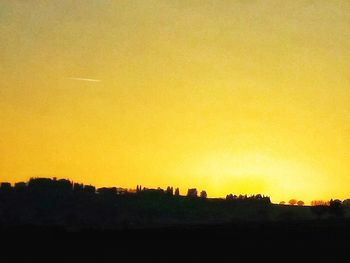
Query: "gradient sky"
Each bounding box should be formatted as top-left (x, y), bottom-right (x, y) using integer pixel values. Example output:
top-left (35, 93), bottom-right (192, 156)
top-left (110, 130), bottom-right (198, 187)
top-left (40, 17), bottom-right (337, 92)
top-left (1, 1), bottom-right (350, 203)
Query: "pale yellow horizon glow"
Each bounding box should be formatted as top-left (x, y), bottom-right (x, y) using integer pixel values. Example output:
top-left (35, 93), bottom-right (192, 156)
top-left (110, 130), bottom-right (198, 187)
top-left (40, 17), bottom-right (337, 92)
top-left (1, 1), bottom-right (350, 204)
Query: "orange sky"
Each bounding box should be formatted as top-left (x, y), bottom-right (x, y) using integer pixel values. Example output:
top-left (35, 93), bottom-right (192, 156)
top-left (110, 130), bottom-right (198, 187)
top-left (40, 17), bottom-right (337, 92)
top-left (1, 1), bottom-right (350, 203)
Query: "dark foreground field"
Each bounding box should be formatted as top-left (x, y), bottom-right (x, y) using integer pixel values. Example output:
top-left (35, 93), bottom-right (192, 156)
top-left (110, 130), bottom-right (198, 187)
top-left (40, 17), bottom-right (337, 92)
top-left (2, 219), bottom-right (350, 261)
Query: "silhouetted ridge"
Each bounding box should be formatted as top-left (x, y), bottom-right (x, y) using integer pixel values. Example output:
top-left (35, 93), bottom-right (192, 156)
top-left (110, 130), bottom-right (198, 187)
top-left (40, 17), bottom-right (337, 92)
top-left (0, 177), bottom-right (349, 231)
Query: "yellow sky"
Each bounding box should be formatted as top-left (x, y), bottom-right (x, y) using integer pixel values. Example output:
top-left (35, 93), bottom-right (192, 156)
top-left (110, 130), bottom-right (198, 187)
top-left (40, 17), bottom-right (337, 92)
top-left (1, 1), bottom-right (350, 203)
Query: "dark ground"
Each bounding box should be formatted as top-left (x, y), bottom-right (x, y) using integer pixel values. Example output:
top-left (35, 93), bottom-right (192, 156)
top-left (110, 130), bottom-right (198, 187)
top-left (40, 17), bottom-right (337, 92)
top-left (1, 219), bottom-right (350, 262)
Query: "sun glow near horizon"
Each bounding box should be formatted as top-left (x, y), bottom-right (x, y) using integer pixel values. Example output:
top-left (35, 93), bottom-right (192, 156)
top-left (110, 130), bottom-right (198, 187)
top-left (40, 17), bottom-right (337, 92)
top-left (170, 150), bottom-right (330, 203)
top-left (1, 1), bottom-right (350, 204)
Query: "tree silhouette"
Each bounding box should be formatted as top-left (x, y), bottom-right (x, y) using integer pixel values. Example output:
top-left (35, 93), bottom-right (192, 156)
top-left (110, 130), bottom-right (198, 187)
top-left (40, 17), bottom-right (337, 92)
top-left (297, 200), bottom-right (304, 206)
top-left (174, 188), bottom-right (180, 196)
top-left (166, 186), bottom-right (174, 196)
top-left (288, 199), bottom-right (297, 206)
top-left (136, 185), bottom-right (141, 193)
top-left (311, 200), bottom-right (329, 206)
top-left (73, 183), bottom-right (84, 192)
top-left (226, 194), bottom-right (234, 200)
top-left (187, 188), bottom-right (198, 198)
top-left (14, 182), bottom-right (26, 191)
top-left (200, 190), bottom-right (207, 199)
top-left (329, 199), bottom-right (343, 217)
top-left (343, 199), bottom-right (350, 206)
top-left (83, 185), bottom-right (96, 194)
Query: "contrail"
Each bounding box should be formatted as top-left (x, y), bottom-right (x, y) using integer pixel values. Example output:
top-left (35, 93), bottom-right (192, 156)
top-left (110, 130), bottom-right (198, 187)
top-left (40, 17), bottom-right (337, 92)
top-left (68, 77), bottom-right (101, 82)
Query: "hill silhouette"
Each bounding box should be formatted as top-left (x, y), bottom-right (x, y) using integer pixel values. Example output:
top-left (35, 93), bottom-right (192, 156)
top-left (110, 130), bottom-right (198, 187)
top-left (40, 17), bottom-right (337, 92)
top-left (1, 177), bottom-right (349, 229)
top-left (0, 177), bottom-right (274, 230)
top-left (1, 177), bottom-right (350, 260)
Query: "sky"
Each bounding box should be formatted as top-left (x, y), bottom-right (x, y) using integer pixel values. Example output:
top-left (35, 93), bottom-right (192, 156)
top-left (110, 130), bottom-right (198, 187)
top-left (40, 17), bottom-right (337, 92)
top-left (1, 0), bottom-right (350, 203)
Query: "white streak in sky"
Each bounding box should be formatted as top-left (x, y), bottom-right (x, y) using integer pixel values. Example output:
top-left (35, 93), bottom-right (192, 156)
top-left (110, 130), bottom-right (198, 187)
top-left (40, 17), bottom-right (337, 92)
top-left (68, 77), bottom-right (101, 82)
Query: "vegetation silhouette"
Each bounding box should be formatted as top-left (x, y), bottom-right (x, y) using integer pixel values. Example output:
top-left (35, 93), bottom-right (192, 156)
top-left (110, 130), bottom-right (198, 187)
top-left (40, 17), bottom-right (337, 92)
top-left (288, 199), bottom-right (297, 206)
top-left (1, 177), bottom-right (350, 232)
top-left (0, 177), bottom-right (271, 229)
top-left (297, 200), bottom-right (305, 206)
top-left (2, 178), bottom-right (350, 261)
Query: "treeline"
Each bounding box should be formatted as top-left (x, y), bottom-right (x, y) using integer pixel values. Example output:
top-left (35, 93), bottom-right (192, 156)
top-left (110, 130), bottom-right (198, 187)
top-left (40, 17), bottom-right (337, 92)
top-left (2, 177), bottom-right (348, 230)
top-left (0, 177), bottom-right (271, 203)
top-left (0, 177), bottom-right (272, 230)
top-left (279, 198), bottom-right (350, 217)
top-left (310, 199), bottom-right (347, 218)
top-left (279, 199), bottom-right (350, 207)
